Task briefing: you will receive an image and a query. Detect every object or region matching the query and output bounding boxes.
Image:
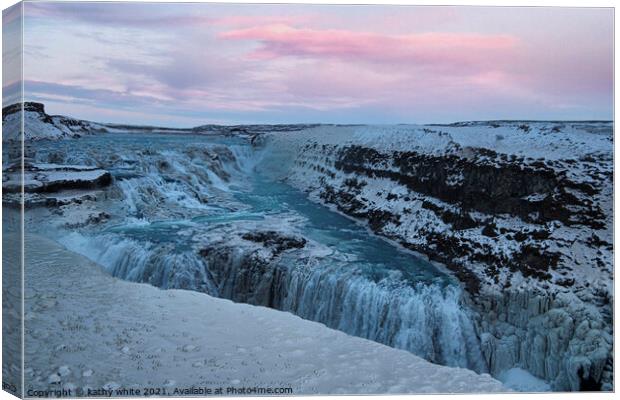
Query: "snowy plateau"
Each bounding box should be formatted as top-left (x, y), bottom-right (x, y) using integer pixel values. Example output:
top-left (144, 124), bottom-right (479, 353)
top-left (2, 102), bottom-right (613, 394)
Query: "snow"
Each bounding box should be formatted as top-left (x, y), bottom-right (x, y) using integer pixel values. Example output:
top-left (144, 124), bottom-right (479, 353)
top-left (37, 169), bottom-right (109, 185)
top-left (497, 368), bottom-right (551, 392)
top-left (4, 111), bottom-right (68, 141)
top-left (351, 122), bottom-right (612, 160)
top-left (265, 121), bottom-right (611, 162)
top-left (3, 164), bottom-right (110, 193)
top-left (3, 109), bottom-right (108, 141)
top-left (19, 233), bottom-right (506, 395)
top-left (8, 119), bottom-right (612, 392)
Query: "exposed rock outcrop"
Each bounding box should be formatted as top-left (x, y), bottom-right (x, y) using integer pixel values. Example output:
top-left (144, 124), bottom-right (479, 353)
top-left (2, 163), bottom-right (112, 208)
top-left (241, 230), bottom-right (307, 254)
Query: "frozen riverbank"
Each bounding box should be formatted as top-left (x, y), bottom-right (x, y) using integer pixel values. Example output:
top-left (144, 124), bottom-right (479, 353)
top-left (17, 233), bottom-right (506, 395)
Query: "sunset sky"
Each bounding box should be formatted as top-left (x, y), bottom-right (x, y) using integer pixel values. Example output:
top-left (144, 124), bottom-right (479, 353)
top-left (3, 2), bottom-right (614, 126)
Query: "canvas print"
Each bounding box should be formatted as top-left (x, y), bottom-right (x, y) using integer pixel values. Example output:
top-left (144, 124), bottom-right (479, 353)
top-left (1, 1), bottom-right (614, 397)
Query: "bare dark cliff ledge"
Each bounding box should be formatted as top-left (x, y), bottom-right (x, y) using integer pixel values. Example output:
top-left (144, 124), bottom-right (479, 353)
top-left (336, 145), bottom-right (606, 229)
top-left (2, 101), bottom-right (46, 119)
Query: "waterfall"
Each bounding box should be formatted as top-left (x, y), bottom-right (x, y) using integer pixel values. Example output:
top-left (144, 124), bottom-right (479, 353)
top-left (57, 226), bottom-right (487, 374)
top-left (203, 246), bottom-right (487, 373)
top-left (57, 232), bottom-right (218, 295)
top-left (42, 133), bottom-right (488, 379)
top-left (283, 266), bottom-right (485, 370)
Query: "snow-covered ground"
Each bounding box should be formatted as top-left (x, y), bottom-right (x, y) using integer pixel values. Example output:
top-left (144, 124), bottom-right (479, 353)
top-left (351, 121), bottom-right (611, 159)
top-left (497, 368), bottom-right (550, 392)
top-left (18, 233), bottom-right (506, 395)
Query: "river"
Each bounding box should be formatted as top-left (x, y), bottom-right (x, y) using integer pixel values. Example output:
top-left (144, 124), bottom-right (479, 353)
top-left (28, 132), bottom-right (487, 373)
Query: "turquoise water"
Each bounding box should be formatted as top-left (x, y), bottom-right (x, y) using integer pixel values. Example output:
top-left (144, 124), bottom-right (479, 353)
top-left (31, 132), bottom-right (485, 371)
top-left (33, 132), bottom-right (449, 287)
top-left (235, 173), bottom-right (450, 286)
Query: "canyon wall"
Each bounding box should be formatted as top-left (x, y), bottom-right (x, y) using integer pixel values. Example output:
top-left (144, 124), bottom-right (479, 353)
top-left (263, 123), bottom-right (613, 391)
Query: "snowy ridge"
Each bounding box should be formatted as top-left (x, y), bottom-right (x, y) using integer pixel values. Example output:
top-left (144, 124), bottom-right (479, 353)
top-left (14, 233), bottom-right (507, 395)
top-left (353, 121), bottom-right (612, 159)
top-left (262, 122), bottom-right (613, 391)
top-left (1, 102), bottom-right (323, 142)
top-left (2, 102), bottom-right (108, 141)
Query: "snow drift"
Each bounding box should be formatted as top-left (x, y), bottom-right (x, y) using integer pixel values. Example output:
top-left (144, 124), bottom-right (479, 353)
top-left (9, 232), bottom-right (507, 395)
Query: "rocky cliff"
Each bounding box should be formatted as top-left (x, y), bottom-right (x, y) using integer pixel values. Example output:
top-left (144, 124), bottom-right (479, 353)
top-left (262, 122), bottom-right (613, 391)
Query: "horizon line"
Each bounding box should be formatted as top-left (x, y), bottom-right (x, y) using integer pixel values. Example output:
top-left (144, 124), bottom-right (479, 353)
top-left (3, 101), bottom-right (614, 130)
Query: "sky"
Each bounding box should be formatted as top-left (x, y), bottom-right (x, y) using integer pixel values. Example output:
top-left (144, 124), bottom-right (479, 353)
top-left (2, 2), bottom-right (614, 126)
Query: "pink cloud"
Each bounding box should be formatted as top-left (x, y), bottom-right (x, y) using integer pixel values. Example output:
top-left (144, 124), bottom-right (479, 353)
top-left (220, 24), bottom-right (520, 71)
top-left (212, 15), bottom-right (312, 28)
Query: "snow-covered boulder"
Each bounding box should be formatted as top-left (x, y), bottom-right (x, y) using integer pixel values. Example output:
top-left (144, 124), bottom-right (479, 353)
top-left (2, 163), bottom-right (112, 207)
top-left (3, 163), bottom-right (112, 193)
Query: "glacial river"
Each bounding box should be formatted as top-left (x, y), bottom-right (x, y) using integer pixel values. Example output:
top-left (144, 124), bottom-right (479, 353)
top-left (29, 132), bottom-right (487, 373)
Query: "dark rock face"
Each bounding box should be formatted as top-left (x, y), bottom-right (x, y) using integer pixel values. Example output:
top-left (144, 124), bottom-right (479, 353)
top-left (579, 367), bottom-right (603, 391)
top-left (2, 163), bottom-right (112, 208)
top-left (199, 231), bottom-right (307, 307)
top-left (241, 231), bottom-right (307, 255)
top-left (35, 173), bottom-right (111, 193)
top-left (199, 245), bottom-right (289, 307)
top-left (2, 102), bottom-right (46, 120)
top-left (335, 145), bottom-right (605, 229)
top-left (3, 164), bottom-right (112, 194)
top-left (64, 211), bottom-right (111, 229)
top-left (421, 200), bottom-right (478, 230)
